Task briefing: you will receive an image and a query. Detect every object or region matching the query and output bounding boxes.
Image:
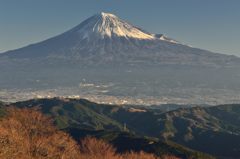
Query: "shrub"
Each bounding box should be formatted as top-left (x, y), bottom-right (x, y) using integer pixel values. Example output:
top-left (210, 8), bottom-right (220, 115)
top-left (0, 107), bottom-right (80, 159)
top-left (79, 136), bottom-right (120, 159)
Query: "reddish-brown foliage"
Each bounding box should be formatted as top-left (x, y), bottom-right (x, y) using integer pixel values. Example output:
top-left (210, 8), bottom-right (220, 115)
top-left (0, 107), bottom-right (80, 159)
top-left (79, 136), bottom-right (119, 159)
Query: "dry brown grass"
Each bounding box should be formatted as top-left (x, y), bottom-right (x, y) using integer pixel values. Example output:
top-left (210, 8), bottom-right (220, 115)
top-left (0, 107), bottom-right (180, 159)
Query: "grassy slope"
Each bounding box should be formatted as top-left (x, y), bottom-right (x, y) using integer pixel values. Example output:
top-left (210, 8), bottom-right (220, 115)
top-left (12, 98), bottom-right (124, 130)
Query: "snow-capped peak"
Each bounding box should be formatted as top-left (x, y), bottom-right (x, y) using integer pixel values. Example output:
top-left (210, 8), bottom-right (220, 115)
top-left (72, 12), bottom-right (179, 44)
top-left (100, 12), bottom-right (117, 18)
top-left (74, 12), bottom-right (154, 40)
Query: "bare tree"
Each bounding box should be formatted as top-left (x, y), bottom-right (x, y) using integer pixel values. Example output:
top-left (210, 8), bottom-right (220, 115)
top-left (79, 136), bottom-right (120, 159)
top-left (0, 107), bottom-right (80, 159)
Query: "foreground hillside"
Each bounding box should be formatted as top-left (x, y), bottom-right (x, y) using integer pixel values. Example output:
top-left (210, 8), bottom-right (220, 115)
top-left (2, 98), bottom-right (240, 158)
top-left (1, 107), bottom-right (185, 159)
top-left (0, 98), bottom-right (211, 159)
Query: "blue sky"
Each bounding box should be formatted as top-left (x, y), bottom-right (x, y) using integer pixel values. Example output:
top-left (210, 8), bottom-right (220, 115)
top-left (0, 0), bottom-right (240, 55)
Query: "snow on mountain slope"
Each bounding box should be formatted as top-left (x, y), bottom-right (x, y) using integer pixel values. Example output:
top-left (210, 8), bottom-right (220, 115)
top-left (69, 12), bottom-right (179, 43)
top-left (74, 12), bottom-right (155, 40)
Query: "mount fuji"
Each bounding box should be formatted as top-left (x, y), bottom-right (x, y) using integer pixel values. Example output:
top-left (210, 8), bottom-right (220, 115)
top-left (1, 12), bottom-right (240, 104)
top-left (1, 12), bottom-right (239, 67)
